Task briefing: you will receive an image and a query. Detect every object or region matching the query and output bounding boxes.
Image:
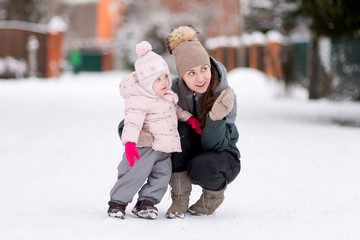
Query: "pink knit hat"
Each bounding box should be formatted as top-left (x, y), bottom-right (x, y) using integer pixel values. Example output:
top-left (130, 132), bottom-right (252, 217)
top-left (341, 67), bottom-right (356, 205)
top-left (134, 41), bottom-right (171, 95)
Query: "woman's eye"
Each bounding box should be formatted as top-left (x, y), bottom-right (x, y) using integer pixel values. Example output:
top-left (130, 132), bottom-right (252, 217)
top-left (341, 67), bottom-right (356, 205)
top-left (188, 72), bottom-right (194, 76)
top-left (202, 67), bottom-right (207, 71)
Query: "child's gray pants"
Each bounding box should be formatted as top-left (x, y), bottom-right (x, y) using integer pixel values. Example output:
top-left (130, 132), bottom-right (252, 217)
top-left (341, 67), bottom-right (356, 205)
top-left (110, 147), bottom-right (172, 205)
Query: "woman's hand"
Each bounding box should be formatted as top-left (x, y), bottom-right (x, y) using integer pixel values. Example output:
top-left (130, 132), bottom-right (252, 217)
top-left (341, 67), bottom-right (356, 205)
top-left (209, 89), bottom-right (234, 121)
top-left (137, 124), bottom-right (154, 147)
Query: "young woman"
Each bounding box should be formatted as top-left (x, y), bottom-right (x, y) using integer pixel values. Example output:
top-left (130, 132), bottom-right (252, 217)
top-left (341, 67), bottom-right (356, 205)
top-left (165, 25), bottom-right (241, 218)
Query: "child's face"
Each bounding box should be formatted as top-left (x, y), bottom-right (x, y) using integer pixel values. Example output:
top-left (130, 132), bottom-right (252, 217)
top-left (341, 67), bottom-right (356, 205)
top-left (152, 73), bottom-right (170, 96)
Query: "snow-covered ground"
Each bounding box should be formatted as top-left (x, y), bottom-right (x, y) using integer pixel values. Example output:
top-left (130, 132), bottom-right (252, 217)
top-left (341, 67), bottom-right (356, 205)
top-left (1, 68), bottom-right (359, 240)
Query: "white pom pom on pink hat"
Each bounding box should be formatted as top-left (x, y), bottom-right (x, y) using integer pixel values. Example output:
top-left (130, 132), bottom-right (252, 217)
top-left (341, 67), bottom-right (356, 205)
top-left (136, 41), bottom-right (152, 57)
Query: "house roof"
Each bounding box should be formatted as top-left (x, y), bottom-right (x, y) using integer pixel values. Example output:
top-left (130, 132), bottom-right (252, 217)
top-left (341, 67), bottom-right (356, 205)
top-left (0, 21), bottom-right (47, 34)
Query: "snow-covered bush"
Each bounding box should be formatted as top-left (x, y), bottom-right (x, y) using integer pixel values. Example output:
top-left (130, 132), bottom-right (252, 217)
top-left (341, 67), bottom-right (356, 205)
top-left (0, 56), bottom-right (27, 79)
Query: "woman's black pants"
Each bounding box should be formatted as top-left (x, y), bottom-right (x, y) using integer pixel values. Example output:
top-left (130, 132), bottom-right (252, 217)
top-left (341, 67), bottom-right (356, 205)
top-left (172, 122), bottom-right (241, 191)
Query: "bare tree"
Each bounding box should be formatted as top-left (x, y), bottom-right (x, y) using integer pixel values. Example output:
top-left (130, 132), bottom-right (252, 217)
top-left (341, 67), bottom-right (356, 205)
top-left (0, 0), bottom-right (64, 24)
top-left (114, 0), bottom-right (215, 70)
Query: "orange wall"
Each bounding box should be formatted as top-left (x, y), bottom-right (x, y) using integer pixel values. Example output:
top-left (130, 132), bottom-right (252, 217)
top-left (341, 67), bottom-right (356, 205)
top-left (96, 0), bottom-right (112, 40)
top-left (96, 0), bottom-right (125, 40)
top-left (249, 45), bottom-right (258, 70)
top-left (47, 32), bottom-right (63, 78)
top-left (265, 42), bottom-right (282, 80)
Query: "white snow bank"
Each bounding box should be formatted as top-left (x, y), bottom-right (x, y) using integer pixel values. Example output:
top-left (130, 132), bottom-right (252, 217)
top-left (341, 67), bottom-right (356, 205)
top-left (0, 69), bottom-right (360, 240)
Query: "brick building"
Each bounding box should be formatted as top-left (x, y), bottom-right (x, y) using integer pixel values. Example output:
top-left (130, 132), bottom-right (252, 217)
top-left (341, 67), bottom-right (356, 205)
top-left (64, 0), bottom-right (125, 72)
top-left (158, 0), bottom-right (243, 71)
top-left (0, 18), bottom-right (66, 78)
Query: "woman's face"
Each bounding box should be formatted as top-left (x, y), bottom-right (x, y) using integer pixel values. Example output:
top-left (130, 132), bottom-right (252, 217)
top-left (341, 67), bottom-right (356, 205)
top-left (182, 64), bottom-right (211, 93)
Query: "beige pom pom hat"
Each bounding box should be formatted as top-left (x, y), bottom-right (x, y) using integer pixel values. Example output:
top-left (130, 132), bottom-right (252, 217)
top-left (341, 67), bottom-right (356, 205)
top-left (166, 25), bottom-right (210, 79)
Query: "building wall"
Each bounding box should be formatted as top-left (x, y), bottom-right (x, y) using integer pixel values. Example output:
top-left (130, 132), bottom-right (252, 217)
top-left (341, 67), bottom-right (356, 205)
top-left (64, 0), bottom-right (125, 71)
top-left (159, 0), bottom-right (208, 12)
top-left (47, 32), bottom-right (64, 78)
top-left (158, 0), bottom-right (242, 37)
top-left (0, 23), bottom-right (48, 78)
top-left (67, 3), bottom-right (97, 41)
top-left (207, 0), bottom-right (242, 37)
top-left (96, 0), bottom-right (125, 41)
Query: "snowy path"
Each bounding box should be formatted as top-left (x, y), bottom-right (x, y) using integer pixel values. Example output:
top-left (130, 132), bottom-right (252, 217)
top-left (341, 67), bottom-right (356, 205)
top-left (0, 69), bottom-right (359, 240)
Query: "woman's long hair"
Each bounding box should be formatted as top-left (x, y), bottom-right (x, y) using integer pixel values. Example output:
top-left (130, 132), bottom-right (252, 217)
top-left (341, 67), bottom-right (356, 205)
top-left (198, 67), bottom-right (219, 128)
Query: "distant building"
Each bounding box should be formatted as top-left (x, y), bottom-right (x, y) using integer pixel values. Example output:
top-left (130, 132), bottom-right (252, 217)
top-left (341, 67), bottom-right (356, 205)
top-left (159, 0), bottom-right (242, 37)
top-left (63, 0), bottom-right (125, 72)
top-left (0, 17), bottom-right (66, 78)
top-left (158, 0), bottom-right (243, 71)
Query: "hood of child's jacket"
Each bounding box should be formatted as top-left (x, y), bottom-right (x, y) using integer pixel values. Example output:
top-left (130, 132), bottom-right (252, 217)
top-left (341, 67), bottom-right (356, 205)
top-left (119, 71), bottom-right (156, 99)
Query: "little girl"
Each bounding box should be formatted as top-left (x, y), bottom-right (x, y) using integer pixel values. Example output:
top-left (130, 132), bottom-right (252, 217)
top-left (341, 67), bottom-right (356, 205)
top-left (108, 41), bottom-right (201, 220)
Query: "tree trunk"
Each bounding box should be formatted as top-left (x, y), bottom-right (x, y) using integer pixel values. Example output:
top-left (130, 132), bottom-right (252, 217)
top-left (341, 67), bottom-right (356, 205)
top-left (308, 35), bottom-right (322, 99)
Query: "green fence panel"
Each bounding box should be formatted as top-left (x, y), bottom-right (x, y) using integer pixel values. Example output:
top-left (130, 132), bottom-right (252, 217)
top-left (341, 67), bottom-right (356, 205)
top-left (292, 42), bottom-right (308, 83)
top-left (331, 37), bottom-right (360, 100)
top-left (80, 52), bottom-right (102, 72)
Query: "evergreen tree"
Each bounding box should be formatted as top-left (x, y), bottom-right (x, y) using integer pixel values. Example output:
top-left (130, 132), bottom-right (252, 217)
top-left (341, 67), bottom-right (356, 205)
top-left (285, 0), bottom-right (360, 99)
top-left (299, 0), bottom-right (360, 40)
top-left (0, 0), bottom-right (65, 24)
top-left (244, 0), bottom-right (298, 34)
top-left (1, 0), bottom-right (47, 23)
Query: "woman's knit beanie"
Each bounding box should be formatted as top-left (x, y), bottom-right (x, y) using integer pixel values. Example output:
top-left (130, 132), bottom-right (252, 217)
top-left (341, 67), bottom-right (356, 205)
top-left (134, 41), bottom-right (171, 95)
top-left (166, 25), bottom-right (210, 79)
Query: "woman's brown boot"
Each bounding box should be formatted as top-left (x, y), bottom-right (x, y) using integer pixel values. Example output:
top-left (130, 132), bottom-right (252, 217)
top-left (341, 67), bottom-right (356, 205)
top-left (187, 185), bottom-right (226, 215)
top-left (166, 171), bottom-right (192, 219)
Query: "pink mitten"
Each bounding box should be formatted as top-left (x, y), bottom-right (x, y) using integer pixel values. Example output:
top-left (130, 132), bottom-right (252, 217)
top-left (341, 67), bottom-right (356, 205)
top-left (186, 117), bottom-right (202, 135)
top-left (124, 142), bottom-right (141, 167)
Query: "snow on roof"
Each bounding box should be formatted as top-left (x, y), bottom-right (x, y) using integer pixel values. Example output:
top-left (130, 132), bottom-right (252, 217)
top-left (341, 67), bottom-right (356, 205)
top-left (241, 33), bottom-right (252, 46)
top-left (251, 31), bottom-right (266, 45)
top-left (250, 0), bottom-right (273, 9)
top-left (0, 17), bottom-right (67, 34)
top-left (0, 21), bottom-right (47, 33)
top-left (48, 16), bottom-right (67, 33)
top-left (62, 0), bottom-right (98, 5)
top-left (228, 36), bottom-right (242, 47)
top-left (205, 30), bottom-right (284, 49)
top-left (289, 32), bottom-right (310, 43)
top-left (266, 30), bottom-right (283, 43)
top-left (205, 36), bottom-right (230, 49)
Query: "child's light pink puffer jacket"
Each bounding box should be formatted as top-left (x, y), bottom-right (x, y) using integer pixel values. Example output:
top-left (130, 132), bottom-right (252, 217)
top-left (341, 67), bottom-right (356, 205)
top-left (120, 72), bottom-right (192, 153)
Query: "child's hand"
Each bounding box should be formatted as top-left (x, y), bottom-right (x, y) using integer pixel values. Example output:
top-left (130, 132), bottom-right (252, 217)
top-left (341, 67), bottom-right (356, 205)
top-left (125, 142), bottom-right (141, 167)
top-left (186, 117), bottom-right (202, 135)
